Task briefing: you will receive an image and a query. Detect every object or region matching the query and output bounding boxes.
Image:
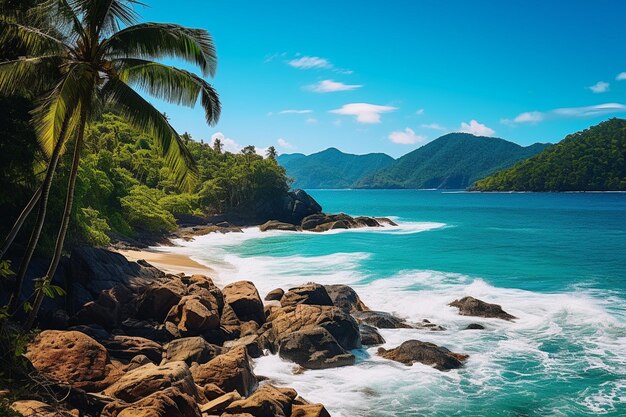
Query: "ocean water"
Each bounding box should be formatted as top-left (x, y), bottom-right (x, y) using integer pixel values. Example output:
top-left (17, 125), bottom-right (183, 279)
top-left (164, 190), bottom-right (626, 416)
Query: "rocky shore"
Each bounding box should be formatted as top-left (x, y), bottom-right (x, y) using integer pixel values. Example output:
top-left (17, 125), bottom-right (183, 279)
top-left (3, 244), bottom-right (517, 416)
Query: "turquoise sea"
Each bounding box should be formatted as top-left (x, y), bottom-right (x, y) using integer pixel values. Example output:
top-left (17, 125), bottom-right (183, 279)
top-left (166, 190), bottom-right (626, 416)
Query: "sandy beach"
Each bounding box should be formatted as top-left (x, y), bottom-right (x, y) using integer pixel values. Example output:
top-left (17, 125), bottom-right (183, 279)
top-left (117, 248), bottom-right (216, 277)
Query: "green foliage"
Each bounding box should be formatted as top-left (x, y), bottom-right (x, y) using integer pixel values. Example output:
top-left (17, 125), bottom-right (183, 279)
top-left (76, 207), bottom-right (111, 246)
top-left (473, 119), bottom-right (626, 191)
top-left (355, 134), bottom-right (549, 189)
top-left (121, 185), bottom-right (177, 233)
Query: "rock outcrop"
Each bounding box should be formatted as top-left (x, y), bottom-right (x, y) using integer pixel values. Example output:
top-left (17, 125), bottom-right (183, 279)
top-left (223, 281), bottom-right (266, 325)
top-left (278, 327), bottom-right (355, 369)
top-left (224, 384), bottom-right (298, 417)
top-left (190, 347), bottom-right (257, 396)
top-left (378, 340), bottom-right (468, 371)
top-left (280, 283), bottom-right (334, 308)
top-left (449, 296), bottom-right (516, 321)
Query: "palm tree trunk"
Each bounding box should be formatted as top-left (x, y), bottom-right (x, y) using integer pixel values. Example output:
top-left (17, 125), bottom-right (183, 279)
top-left (0, 186), bottom-right (42, 260)
top-left (25, 112), bottom-right (87, 329)
top-left (8, 116), bottom-right (71, 314)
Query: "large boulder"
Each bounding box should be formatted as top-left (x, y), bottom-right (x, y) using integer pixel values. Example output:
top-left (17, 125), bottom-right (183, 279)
top-left (134, 277), bottom-right (187, 322)
top-left (120, 318), bottom-right (179, 343)
top-left (25, 330), bottom-right (121, 391)
top-left (448, 296), bottom-right (516, 321)
top-left (359, 324), bottom-right (385, 346)
top-left (199, 391), bottom-right (242, 415)
top-left (352, 310), bottom-right (412, 329)
top-left (275, 189), bottom-right (323, 225)
top-left (190, 347), bottom-right (257, 396)
top-left (268, 304), bottom-right (361, 351)
top-left (259, 221), bottom-right (300, 232)
top-left (166, 295), bottom-right (220, 335)
top-left (264, 288), bottom-right (284, 302)
top-left (280, 283), bottom-right (333, 308)
top-left (324, 284), bottom-right (369, 313)
top-left (11, 400), bottom-right (78, 417)
top-left (377, 340), bottom-right (468, 371)
top-left (161, 337), bottom-right (223, 366)
top-left (224, 384), bottom-right (298, 417)
top-left (291, 404), bottom-right (331, 417)
top-left (278, 327), bottom-right (355, 369)
top-left (223, 281), bottom-right (265, 325)
top-left (101, 386), bottom-right (201, 417)
top-left (102, 361), bottom-right (199, 403)
top-left (72, 288), bottom-right (123, 330)
top-left (101, 335), bottom-right (163, 364)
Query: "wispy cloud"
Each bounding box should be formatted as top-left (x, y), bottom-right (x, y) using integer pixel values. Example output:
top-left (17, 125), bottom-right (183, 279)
top-left (306, 117), bottom-right (318, 125)
top-left (211, 132), bottom-right (242, 153)
top-left (277, 138), bottom-right (296, 150)
top-left (459, 120), bottom-right (495, 136)
top-left (504, 103), bottom-right (626, 125)
top-left (329, 103), bottom-right (397, 124)
top-left (421, 123), bottom-right (446, 130)
top-left (306, 79), bottom-right (362, 93)
top-left (388, 128), bottom-right (427, 145)
top-left (616, 72), bottom-right (626, 81)
top-left (415, 109), bottom-right (425, 116)
top-left (288, 56), bottom-right (332, 69)
top-left (588, 81), bottom-right (610, 93)
top-left (278, 109), bottom-right (313, 114)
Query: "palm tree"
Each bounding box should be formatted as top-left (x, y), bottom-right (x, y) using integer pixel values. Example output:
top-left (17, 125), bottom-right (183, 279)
top-left (213, 137), bottom-right (223, 153)
top-left (0, 0), bottom-right (221, 325)
top-left (266, 146), bottom-right (277, 161)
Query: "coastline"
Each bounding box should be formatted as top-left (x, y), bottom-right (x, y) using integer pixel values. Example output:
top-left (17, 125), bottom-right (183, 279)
top-left (117, 247), bottom-right (216, 277)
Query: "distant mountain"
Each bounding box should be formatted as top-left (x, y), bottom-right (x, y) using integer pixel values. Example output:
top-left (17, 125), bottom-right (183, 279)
top-left (355, 133), bottom-right (550, 189)
top-left (472, 119), bottom-right (626, 191)
top-left (278, 147), bottom-right (395, 189)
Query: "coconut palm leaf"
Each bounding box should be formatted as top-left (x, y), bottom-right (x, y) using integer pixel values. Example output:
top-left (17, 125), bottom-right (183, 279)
top-left (0, 56), bottom-right (63, 96)
top-left (0, 20), bottom-right (68, 55)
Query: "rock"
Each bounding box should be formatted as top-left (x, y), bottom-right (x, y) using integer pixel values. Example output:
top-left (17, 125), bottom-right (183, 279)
top-left (354, 216), bottom-right (381, 227)
top-left (25, 330), bottom-right (120, 391)
top-left (259, 221), bottom-right (301, 232)
top-left (375, 217), bottom-right (398, 226)
top-left (190, 347), bottom-right (257, 396)
top-left (202, 383), bottom-right (226, 401)
top-left (224, 384), bottom-right (297, 417)
top-left (268, 304), bottom-right (361, 351)
top-left (166, 295), bottom-right (220, 335)
top-left (67, 324), bottom-right (111, 341)
top-left (272, 189), bottom-right (323, 225)
top-left (101, 335), bottom-right (163, 364)
top-left (280, 283), bottom-right (334, 308)
top-left (223, 281), bottom-right (265, 325)
top-left (359, 324), bottom-right (385, 346)
top-left (264, 288), bottom-right (285, 302)
top-left (120, 318), bottom-right (178, 343)
top-left (101, 386), bottom-right (200, 417)
top-left (126, 354), bottom-right (152, 372)
top-left (464, 323), bottom-right (485, 330)
top-left (240, 320), bottom-right (260, 337)
top-left (224, 335), bottom-right (263, 358)
top-left (352, 310), bottom-right (412, 329)
top-left (324, 284), bottom-right (369, 313)
top-left (377, 340), bottom-right (467, 371)
top-left (73, 288), bottom-right (122, 330)
top-left (161, 337), bottom-right (223, 366)
top-left (449, 296), bottom-right (516, 321)
top-left (278, 327), bottom-right (355, 369)
top-left (291, 404), bottom-right (331, 417)
top-left (300, 214), bottom-right (332, 230)
top-left (11, 400), bottom-right (78, 417)
top-left (103, 361), bottom-right (198, 403)
top-left (199, 391), bottom-right (241, 414)
top-left (220, 302), bottom-right (242, 338)
top-left (134, 277), bottom-right (186, 322)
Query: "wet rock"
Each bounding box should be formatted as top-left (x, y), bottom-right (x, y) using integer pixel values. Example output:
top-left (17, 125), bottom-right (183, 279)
top-left (101, 386), bottom-right (200, 417)
top-left (223, 281), bottom-right (266, 325)
top-left (25, 330), bottom-right (121, 391)
top-left (449, 296), bottom-right (516, 321)
top-left (291, 404), bottom-right (332, 417)
top-left (190, 347), bottom-right (257, 396)
top-left (264, 288), bottom-right (284, 302)
top-left (352, 310), bottom-right (412, 329)
top-left (103, 361), bottom-right (198, 403)
top-left (377, 340), bottom-right (468, 371)
top-left (280, 283), bottom-right (334, 308)
top-left (224, 384), bottom-right (297, 417)
top-left (161, 337), bottom-right (223, 366)
top-left (259, 221), bottom-right (301, 232)
top-left (278, 327), bottom-right (355, 369)
top-left (359, 324), bottom-right (385, 346)
top-left (324, 284), bottom-right (369, 313)
top-left (375, 217), bottom-right (398, 226)
top-left (101, 335), bottom-right (163, 363)
top-left (464, 323), bottom-right (485, 330)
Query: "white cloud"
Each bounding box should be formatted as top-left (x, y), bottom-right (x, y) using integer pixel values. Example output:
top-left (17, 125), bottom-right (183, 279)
top-left (459, 120), bottom-right (495, 136)
top-left (277, 138), bottom-right (295, 150)
top-left (288, 56), bottom-right (332, 69)
top-left (421, 123), bottom-right (446, 130)
top-left (617, 72), bottom-right (626, 81)
top-left (329, 103), bottom-right (397, 124)
top-left (588, 81), bottom-right (609, 93)
top-left (415, 108), bottom-right (425, 116)
top-left (278, 109), bottom-right (313, 114)
top-left (210, 132), bottom-right (242, 153)
top-left (388, 128), bottom-right (427, 145)
top-left (307, 79), bottom-right (362, 93)
top-left (552, 103), bottom-right (626, 117)
top-left (514, 111), bottom-right (545, 123)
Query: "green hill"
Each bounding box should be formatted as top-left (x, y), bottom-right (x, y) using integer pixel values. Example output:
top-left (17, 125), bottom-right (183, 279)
top-left (355, 133), bottom-right (549, 189)
top-left (278, 148), bottom-right (395, 189)
top-left (472, 119), bottom-right (626, 191)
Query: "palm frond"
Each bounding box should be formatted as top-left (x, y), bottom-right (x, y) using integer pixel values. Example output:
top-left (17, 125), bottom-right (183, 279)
top-left (116, 59), bottom-right (220, 125)
top-left (0, 20), bottom-right (68, 56)
top-left (102, 77), bottom-right (198, 185)
top-left (69, 0), bottom-right (143, 35)
top-left (38, 0), bottom-right (86, 43)
top-left (102, 23), bottom-right (217, 77)
top-left (0, 56), bottom-right (63, 96)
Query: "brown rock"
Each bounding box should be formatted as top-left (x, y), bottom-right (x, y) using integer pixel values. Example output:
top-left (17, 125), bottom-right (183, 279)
top-left (223, 281), bottom-right (265, 325)
top-left (449, 296), bottom-right (516, 321)
top-left (280, 283), bottom-right (333, 308)
top-left (291, 404), bottom-right (331, 417)
top-left (224, 384), bottom-right (297, 417)
top-left (240, 320), bottom-right (260, 337)
top-left (220, 302), bottom-right (242, 338)
top-left (377, 340), bottom-right (467, 371)
top-left (190, 347), bottom-right (257, 396)
top-left (73, 288), bottom-right (122, 330)
top-left (259, 220), bottom-right (301, 232)
top-left (324, 284), bottom-right (369, 313)
top-left (202, 383), bottom-right (226, 401)
top-left (161, 337), bottom-right (223, 366)
top-left (103, 361), bottom-right (198, 403)
top-left (166, 295), bottom-right (220, 335)
top-left (359, 324), bottom-right (385, 346)
top-left (25, 330), bottom-right (120, 391)
top-left (278, 327), bottom-right (355, 369)
top-left (224, 335), bottom-right (264, 358)
top-left (100, 386), bottom-right (200, 417)
top-left (264, 288), bottom-right (284, 302)
top-left (11, 400), bottom-right (78, 417)
top-left (199, 391), bottom-right (241, 414)
top-left (352, 310), bottom-right (412, 329)
top-left (102, 335), bottom-right (163, 364)
top-left (134, 276), bottom-right (187, 321)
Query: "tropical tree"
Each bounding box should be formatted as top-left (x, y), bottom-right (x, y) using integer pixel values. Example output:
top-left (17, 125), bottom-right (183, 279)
top-left (213, 137), bottom-right (223, 153)
top-left (0, 0), bottom-right (221, 326)
top-left (266, 146), bottom-right (277, 161)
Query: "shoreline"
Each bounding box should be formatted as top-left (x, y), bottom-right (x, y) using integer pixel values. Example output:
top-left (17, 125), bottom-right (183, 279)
top-left (117, 247), bottom-right (216, 277)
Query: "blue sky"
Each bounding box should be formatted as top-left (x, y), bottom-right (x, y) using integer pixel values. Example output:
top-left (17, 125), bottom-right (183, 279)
top-left (140, 0), bottom-right (626, 157)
